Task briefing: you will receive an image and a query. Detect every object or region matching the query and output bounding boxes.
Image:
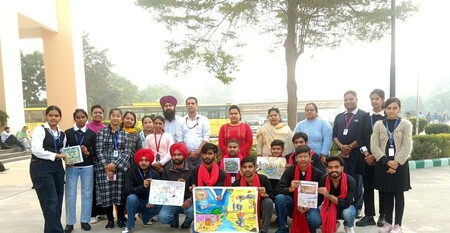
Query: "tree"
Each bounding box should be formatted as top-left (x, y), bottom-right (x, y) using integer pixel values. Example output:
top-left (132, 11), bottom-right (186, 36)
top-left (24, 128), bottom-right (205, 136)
top-left (21, 51), bottom-right (47, 107)
top-left (138, 84), bottom-right (184, 103)
top-left (136, 0), bottom-right (417, 128)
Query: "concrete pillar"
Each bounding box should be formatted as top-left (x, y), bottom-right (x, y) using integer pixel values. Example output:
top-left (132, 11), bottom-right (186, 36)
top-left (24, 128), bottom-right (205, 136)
top-left (42, 0), bottom-right (86, 129)
top-left (0, 0), bottom-right (27, 131)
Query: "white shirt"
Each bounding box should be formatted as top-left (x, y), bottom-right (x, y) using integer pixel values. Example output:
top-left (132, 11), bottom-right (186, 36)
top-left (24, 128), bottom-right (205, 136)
top-left (164, 115), bottom-right (182, 142)
top-left (31, 122), bottom-right (67, 161)
top-left (176, 113), bottom-right (210, 151)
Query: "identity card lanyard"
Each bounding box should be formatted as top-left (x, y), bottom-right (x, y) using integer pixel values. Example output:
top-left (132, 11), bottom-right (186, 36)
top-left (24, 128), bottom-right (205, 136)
top-left (73, 128), bottom-right (86, 146)
top-left (113, 129), bottom-right (120, 158)
top-left (385, 118), bottom-right (399, 157)
top-left (46, 128), bottom-right (60, 152)
top-left (154, 133), bottom-right (163, 161)
top-left (138, 168), bottom-right (152, 190)
top-left (343, 113), bottom-right (355, 135)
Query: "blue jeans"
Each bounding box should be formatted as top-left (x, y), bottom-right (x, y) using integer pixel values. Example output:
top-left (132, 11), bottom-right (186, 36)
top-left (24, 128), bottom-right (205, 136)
top-left (274, 194), bottom-right (294, 233)
top-left (338, 205), bottom-right (356, 227)
top-left (125, 194), bottom-right (162, 228)
top-left (159, 204), bottom-right (194, 227)
top-left (65, 166), bottom-right (94, 225)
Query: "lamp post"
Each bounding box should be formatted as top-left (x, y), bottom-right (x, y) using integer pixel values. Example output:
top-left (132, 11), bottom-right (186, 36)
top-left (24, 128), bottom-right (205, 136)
top-left (390, 0), bottom-right (396, 98)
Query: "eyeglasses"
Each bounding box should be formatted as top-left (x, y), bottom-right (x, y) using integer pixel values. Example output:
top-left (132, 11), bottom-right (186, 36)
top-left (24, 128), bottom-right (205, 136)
top-left (297, 156), bottom-right (310, 160)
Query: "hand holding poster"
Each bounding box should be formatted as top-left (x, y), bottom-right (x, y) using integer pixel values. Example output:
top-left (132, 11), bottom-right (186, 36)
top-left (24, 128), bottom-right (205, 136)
top-left (298, 181), bottom-right (318, 208)
top-left (62, 145), bottom-right (83, 164)
top-left (149, 179), bottom-right (185, 206)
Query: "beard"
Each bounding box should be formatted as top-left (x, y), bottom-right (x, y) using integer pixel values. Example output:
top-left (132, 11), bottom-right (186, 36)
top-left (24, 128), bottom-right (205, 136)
top-left (163, 109), bottom-right (176, 121)
top-left (173, 158), bottom-right (184, 165)
top-left (329, 171), bottom-right (342, 179)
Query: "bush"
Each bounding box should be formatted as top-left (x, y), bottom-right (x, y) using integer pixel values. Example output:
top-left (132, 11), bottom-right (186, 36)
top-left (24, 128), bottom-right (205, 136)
top-left (411, 134), bottom-right (450, 160)
top-left (424, 123), bottom-right (450, 134)
top-left (408, 117), bottom-right (428, 135)
top-left (0, 110), bottom-right (8, 127)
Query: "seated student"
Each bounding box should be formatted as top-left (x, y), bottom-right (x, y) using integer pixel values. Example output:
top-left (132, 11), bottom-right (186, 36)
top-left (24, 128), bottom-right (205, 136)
top-left (159, 143), bottom-right (194, 230)
top-left (1, 127), bottom-right (26, 151)
top-left (318, 156), bottom-right (356, 233)
top-left (268, 139), bottom-right (287, 192)
top-left (286, 132), bottom-right (326, 175)
top-left (219, 139), bottom-right (243, 186)
top-left (16, 126), bottom-right (32, 150)
top-left (232, 157), bottom-right (273, 233)
top-left (275, 145), bottom-right (323, 233)
top-left (122, 149), bottom-right (162, 233)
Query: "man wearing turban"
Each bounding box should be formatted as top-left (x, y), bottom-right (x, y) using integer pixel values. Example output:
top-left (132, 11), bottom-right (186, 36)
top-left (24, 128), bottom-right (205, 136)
top-left (158, 143), bottom-right (194, 229)
top-left (160, 95), bottom-right (182, 142)
top-left (122, 149), bottom-right (162, 233)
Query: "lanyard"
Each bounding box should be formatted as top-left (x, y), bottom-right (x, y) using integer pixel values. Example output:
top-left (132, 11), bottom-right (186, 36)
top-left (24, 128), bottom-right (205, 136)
top-left (370, 115), bottom-right (374, 129)
top-left (154, 133), bottom-right (163, 152)
top-left (45, 128), bottom-right (60, 152)
top-left (113, 129), bottom-right (120, 150)
top-left (186, 117), bottom-right (199, 129)
top-left (385, 118), bottom-right (399, 147)
top-left (73, 128), bottom-right (86, 146)
top-left (344, 113), bottom-right (355, 129)
top-left (138, 168), bottom-right (152, 189)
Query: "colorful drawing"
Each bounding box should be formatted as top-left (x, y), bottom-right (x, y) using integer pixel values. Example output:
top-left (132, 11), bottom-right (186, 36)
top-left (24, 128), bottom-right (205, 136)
top-left (256, 157), bottom-right (286, 179)
top-left (224, 158), bottom-right (240, 173)
top-left (193, 187), bottom-right (258, 233)
top-left (62, 146), bottom-right (83, 164)
top-left (298, 181), bottom-right (318, 208)
top-left (149, 180), bottom-right (185, 206)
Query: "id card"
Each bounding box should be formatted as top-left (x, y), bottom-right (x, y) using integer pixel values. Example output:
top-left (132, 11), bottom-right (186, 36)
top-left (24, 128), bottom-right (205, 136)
top-left (113, 150), bottom-right (119, 157)
top-left (388, 148), bottom-right (395, 157)
top-left (343, 129), bottom-right (348, 135)
top-left (107, 174), bottom-right (117, 181)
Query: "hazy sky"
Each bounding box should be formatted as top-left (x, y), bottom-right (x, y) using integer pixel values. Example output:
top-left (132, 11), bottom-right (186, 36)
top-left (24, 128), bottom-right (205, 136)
top-left (20, 0), bottom-right (450, 109)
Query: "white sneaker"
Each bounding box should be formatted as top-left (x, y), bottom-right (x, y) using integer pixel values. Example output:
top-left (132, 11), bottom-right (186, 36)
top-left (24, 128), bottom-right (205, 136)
top-left (379, 223), bottom-right (392, 233)
top-left (390, 224), bottom-right (403, 233)
top-left (122, 227), bottom-right (134, 233)
top-left (345, 226), bottom-right (355, 233)
top-left (90, 217), bottom-right (99, 224)
top-left (97, 214), bottom-right (107, 221)
top-left (151, 215), bottom-right (159, 222)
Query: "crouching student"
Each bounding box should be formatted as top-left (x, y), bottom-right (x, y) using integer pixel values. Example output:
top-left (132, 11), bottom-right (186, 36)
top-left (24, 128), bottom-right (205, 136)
top-left (159, 143), bottom-right (194, 229)
top-left (232, 157), bottom-right (273, 233)
top-left (122, 149), bottom-right (161, 233)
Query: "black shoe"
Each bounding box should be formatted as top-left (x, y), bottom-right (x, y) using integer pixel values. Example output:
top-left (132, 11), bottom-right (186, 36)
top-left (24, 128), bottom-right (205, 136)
top-left (117, 218), bottom-right (126, 228)
top-left (64, 225), bottom-right (74, 233)
top-left (81, 222), bottom-right (91, 231)
top-left (171, 224), bottom-right (179, 229)
top-left (355, 209), bottom-right (363, 219)
top-left (105, 220), bottom-right (114, 229)
top-left (181, 223), bottom-right (190, 229)
top-left (377, 215), bottom-right (386, 227)
top-left (355, 216), bottom-right (376, 227)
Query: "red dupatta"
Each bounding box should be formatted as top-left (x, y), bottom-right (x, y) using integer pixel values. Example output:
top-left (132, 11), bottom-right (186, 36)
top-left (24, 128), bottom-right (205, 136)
top-left (320, 172), bottom-right (348, 233)
top-left (220, 153), bottom-right (243, 186)
top-left (198, 163), bottom-right (220, 186)
top-left (292, 163), bottom-right (312, 233)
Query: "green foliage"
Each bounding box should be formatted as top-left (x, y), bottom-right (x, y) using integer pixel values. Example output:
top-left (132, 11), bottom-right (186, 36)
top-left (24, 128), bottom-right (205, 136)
top-left (20, 51), bottom-right (47, 107)
top-left (411, 134), bottom-right (450, 160)
top-left (424, 123), bottom-right (450, 135)
top-left (138, 84), bottom-right (183, 103)
top-left (0, 110), bottom-right (8, 127)
top-left (408, 117), bottom-right (428, 135)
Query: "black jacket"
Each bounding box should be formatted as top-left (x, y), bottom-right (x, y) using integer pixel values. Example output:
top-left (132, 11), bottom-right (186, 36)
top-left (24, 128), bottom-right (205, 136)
top-left (275, 165), bottom-right (322, 199)
top-left (124, 166), bottom-right (160, 200)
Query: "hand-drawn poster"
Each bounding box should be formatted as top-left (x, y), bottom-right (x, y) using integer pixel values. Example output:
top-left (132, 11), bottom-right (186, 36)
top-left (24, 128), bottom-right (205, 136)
top-left (62, 145), bottom-right (83, 164)
top-left (223, 158), bottom-right (240, 173)
top-left (256, 157), bottom-right (286, 179)
top-left (298, 181), bottom-right (318, 208)
top-left (193, 187), bottom-right (258, 233)
top-left (149, 180), bottom-right (185, 206)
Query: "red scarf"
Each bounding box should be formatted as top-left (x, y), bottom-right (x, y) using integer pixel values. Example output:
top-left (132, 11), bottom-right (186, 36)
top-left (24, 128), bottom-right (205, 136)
top-left (288, 150), bottom-right (315, 165)
top-left (292, 163), bottom-right (312, 233)
top-left (320, 172), bottom-right (348, 233)
top-left (240, 173), bottom-right (261, 228)
top-left (220, 153), bottom-right (243, 186)
top-left (198, 163), bottom-right (220, 186)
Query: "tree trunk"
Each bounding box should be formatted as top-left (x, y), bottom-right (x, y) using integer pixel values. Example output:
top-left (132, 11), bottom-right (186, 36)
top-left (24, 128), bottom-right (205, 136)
top-left (285, 0), bottom-right (299, 130)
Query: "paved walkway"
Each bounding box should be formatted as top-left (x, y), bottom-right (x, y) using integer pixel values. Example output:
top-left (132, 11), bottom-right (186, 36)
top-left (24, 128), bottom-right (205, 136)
top-left (0, 160), bottom-right (449, 233)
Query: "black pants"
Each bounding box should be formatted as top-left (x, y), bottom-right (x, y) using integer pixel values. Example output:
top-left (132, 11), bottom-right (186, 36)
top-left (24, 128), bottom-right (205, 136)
top-left (363, 165), bottom-right (385, 216)
top-left (5, 135), bottom-right (25, 150)
top-left (91, 171), bottom-right (105, 217)
top-left (30, 158), bottom-right (65, 233)
top-left (383, 191), bottom-right (405, 226)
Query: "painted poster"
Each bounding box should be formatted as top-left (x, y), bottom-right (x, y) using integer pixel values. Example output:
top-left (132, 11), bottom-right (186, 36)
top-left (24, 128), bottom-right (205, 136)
top-left (223, 158), bottom-right (240, 173)
top-left (149, 180), bottom-right (185, 206)
top-left (256, 157), bottom-right (286, 179)
top-left (62, 145), bottom-right (83, 164)
top-left (193, 187), bottom-right (258, 233)
top-left (298, 181), bottom-right (318, 208)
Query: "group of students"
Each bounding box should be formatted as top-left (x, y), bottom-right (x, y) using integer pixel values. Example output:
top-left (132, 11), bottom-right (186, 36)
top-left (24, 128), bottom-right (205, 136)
top-left (28, 90), bottom-right (412, 233)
